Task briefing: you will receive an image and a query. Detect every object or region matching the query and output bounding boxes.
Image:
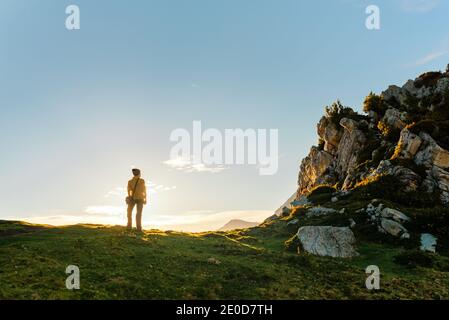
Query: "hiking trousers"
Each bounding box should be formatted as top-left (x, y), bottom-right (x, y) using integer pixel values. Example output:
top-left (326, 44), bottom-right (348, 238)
top-left (127, 199), bottom-right (144, 231)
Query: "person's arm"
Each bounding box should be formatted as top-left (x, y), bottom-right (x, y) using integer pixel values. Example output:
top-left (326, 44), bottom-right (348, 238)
top-left (127, 181), bottom-right (132, 197)
top-left (143, 180), bottom-right (147, 204)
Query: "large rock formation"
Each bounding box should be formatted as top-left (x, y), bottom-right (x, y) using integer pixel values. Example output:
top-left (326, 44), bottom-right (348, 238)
top-left (295, 67), bottom-right (449, 204)
top-left (272, 66), bottom-right (449, 260)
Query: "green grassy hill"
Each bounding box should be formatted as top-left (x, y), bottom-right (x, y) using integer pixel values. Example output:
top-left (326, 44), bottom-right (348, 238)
top-left (1, 215), bottom-right (449, 300)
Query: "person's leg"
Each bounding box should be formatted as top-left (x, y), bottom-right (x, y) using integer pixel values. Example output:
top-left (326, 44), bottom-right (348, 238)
top-left (136, 201), bottom-right (143, 231)
top-left (127, 201), bottom-right (136, 229)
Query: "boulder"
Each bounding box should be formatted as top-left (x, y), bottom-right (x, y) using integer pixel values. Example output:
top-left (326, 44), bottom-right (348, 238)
top-left (382, 85), bottom-right (408, 106)
top-left (290, 195), bottom-right (311, 207)
top-left (364, 203), bottom-right (411, 238)
top-left (371, 160), bottom-right (421, 191)
top-left (435, 77), bottom-right (449, 95)
top-left (415, 132), bottom-right (449, 169)
top-left (430, 166), bottom-right (449, 204)
top-left (395, 128), bottom-right (422, 159)
top-left (334, 118), bottom-right (367, 176)
top-left (317, 116), bottom-right (343, 154)
top-left (379, 218), bottom-right (408, 237)
top-left (419, 165), bottom-right (449, 204)
top-left (297, 147), bottom-right (335, 194)
top-left (380, 207), bottom-right (410, 223)
top-left (297, 226), bottom-right (359, 258)
top-left (402, 80), bottom-right (418, 97)
top-left (380, 108), bottom-right (407, 131)
top-left (306, 207), bottom-right (338, 218)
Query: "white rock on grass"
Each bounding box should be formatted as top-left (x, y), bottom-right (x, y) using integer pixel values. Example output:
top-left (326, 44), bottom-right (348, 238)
top-left (420, 233), bottom-right (437, 253)
top-left (297, 226), bottom-right (359, 258)
top-left (379, 218), bottom-right (408, 237)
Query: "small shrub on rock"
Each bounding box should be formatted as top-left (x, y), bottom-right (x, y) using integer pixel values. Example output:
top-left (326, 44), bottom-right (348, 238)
top-left (308, 185), bottom-right (337, 204)
top-left (363, 92), bottom-right (387, 116)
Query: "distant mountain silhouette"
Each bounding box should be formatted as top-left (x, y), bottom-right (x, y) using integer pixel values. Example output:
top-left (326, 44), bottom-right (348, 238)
top-left (218, 219), bottom-right (259, 231)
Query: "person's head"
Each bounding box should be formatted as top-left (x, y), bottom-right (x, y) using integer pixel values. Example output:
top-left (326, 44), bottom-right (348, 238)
top-left (132, 168), bottom-right (141, 177)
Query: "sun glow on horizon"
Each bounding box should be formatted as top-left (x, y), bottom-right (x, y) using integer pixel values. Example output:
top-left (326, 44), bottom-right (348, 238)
top-left (16, 209), bottom-right (272, 233)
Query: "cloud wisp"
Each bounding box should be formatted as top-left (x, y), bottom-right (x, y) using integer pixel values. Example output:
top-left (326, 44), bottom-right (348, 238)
top-left (400, 0), bottom-right (440, 13)
top-left (164, 157), bottom-right (227, 174)
top-left (105, 181), bottom-right (177, 199)
top-left (407, 49), bottom-right (449, 67)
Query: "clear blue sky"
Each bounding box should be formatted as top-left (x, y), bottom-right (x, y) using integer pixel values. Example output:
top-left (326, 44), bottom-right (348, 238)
top-left (1, 0), bottom-right (448, 230)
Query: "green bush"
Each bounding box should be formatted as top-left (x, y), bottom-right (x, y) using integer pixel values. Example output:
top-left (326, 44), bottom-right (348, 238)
top-left (415, 71), bottom-right (443, 88)
top-left (308, 185), bottom-right (337, 205)
top-left (324, 101), bottom-right (365, 126)
top-left (309, 185), bottom-right (337, 196)
top-left (317, 138), bottom-right (325, 151)
top-left (403, 93), bottom-right (422, 117)
top-left (284, 235), bottom-right (301, 253)
top-left (352, 174), bottom-right (438, 207)
top-left (363, 92), bottom-right (387, 116)
top-left (407, 207), bottom-right (449, 238)
top-left (377, 120), bottom-right (401, 142)
top-left (394, 251), bottom-right (435, 269)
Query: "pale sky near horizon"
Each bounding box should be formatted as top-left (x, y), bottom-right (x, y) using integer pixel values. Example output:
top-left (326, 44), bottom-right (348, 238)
top-left (1, 0), bottom-right (448, 231)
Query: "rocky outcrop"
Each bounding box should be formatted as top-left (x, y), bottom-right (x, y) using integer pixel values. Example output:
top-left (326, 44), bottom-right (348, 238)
top-left (362, 202), bottom-right (410, 239)
top-left (382, 85), bottom-right (408, 106)
top-left (395, 128), bottom-right (422, 159)
top-left (380, 108), bottom-right (406, 131)
top-left (318, 117), bottom-right (342, 154)
top-left (274, 67), bottom-right (449, 260)
top-left (430, 166), bottom-right (449, 203)
top-left (297, 147), bottom-right (335, 194)
top-left (415, 133), bottom-right (449, 169)
top-left (297, 226), bottom-right (358, 258)
top-left (335, 118), bottom-right (367, 177)
top-left (293, 68), bottom-right (449, 205)
top-left (370, 160), bottom-right (421, 191)
top-left (379, 219), bottom-right (409, 238)
top-left (297, 117), bottom-right (367, 194)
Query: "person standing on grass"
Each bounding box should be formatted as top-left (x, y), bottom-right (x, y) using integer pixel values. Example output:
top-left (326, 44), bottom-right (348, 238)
top-left (126, 168), bottom-right (147, 232)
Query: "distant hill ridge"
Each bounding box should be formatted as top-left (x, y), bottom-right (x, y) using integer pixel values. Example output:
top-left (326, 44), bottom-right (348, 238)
top-left (218, 219), bottom-right (259, 231)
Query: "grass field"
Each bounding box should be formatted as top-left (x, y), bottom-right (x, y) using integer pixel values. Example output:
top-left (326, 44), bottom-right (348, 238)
top-left (1, 219), bottom-right (449, 300)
